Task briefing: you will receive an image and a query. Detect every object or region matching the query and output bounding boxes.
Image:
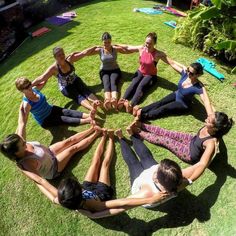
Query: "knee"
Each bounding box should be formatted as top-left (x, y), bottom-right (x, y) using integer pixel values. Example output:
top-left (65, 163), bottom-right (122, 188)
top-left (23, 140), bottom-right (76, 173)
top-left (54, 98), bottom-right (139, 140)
top-left (101, 159), bottom-right (111, 169)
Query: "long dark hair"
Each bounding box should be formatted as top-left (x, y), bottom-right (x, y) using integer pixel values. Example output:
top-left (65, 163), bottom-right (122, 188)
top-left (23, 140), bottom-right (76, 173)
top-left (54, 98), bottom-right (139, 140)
top-left (213, 112), bottom-right (234, 138)
top-left (58, 178), bottom-right (83, 210)
top-left (101, 32), bottom-right (112, 41)
top-left (0, 134), bottom-right (22, 160)
top-left (156, 159), bottom-right (182, 193)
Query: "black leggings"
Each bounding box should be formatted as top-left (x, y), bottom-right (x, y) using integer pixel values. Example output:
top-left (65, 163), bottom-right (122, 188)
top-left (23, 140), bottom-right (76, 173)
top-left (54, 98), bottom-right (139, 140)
top-left (100, 69), bottom-right (121, 92)
top-left (61, 77), bottom-right (92, 104)
top-left (123, 70), bottom-right (157, 106)
top-left (41, 106), bottom-right (83, 128)
top-left (141, 92), bottom-right (189, 121)
top-left (119, 135), bottom-right (157, 185)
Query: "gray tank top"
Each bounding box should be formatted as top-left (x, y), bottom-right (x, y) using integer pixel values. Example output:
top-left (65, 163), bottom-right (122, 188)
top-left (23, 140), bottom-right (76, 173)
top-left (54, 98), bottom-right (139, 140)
top-left (99, 47), bottom-right (119, 70)
top-left (17, 142), bottom-right (58, 179)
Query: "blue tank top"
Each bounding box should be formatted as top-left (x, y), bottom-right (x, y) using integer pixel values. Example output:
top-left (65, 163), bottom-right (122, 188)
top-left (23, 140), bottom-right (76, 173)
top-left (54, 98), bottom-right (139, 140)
top-left (56, 60), bottom-right (78, 91)
top-left (23, 89), bottom-right (52, 125)
top-left (175, 70), bottom-right (203, 107)
top-left (99, 47), bottom-right (119, 70)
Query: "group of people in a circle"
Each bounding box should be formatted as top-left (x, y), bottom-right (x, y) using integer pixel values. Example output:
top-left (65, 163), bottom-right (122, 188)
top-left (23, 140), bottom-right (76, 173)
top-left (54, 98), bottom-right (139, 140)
top-left (0, 32), bottom-right (234, 218)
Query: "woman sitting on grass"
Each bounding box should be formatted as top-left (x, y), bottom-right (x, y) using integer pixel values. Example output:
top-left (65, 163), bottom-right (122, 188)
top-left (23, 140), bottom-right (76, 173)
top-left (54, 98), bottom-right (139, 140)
top-left (133, 62), bottom-right (214, 120)
top-left (31, 46), bottom-right (101, 111)
top-left (15, 78), bottom-right (95, 134)
top-left (129, 111), bottom-right (233, 181)
top-left (81, 32), bottom-right (129, 110)
top-left (117, 32), bottom-right (174, 111)
top-left (53, 130), bottom-right (205, 219)
top-left (59, 129), bottom-right (115, 210)
top-left (0, 126), bottom-right (100, 203)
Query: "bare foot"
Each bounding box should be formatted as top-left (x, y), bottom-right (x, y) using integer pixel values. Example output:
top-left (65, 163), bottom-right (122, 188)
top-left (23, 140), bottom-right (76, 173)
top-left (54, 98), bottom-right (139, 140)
top-left (93, 125), bottom-right (103, 132)
top-left (136, 109), bottom-right (142, 120)
top-left (114, 129), bottom-right (123, 139)
top-left (82, 117), bottom-right (92, 124)
top-left (90, 109), bottom-right (96, 120)
top-left (132, 105), bottom-right (140, 116)
top-left (124, 100), bottom-right (133, 113)
top-left (126, 121), bottom-right (140, 136)
top-left (135, 120), bottom-right (141, 128)
top-left (111, 98), bottom-right (118, 111)
top-left (102, 128), bottom-right (108, 136)
top-left (117, 99), bottom-right (125, 111)
top-left (108, 129), bottom-right (114, 138)
top-left (90, 119), bottom-right (97, 126)
top-left (104, 99), bottom-right (112, 110)
top-left (93, 100), bottom-right (102, 109)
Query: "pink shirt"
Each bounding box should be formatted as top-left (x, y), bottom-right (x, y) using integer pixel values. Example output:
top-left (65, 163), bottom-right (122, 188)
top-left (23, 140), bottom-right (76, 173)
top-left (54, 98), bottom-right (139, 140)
top-left (139, 48), bottom-right (158, 76)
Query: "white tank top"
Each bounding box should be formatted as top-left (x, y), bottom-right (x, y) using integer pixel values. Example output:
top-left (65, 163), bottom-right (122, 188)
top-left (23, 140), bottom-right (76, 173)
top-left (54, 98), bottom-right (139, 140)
top-left (131, 164), bottom-right (176, 208)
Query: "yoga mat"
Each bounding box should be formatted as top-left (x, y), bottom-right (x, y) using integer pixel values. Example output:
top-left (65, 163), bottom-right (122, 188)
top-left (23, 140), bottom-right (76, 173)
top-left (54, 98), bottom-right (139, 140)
top-left (164, 21), bottom-right (177, 28)
top-left (32, 27), bottom-right (51, 37)
top-left (62, 11), bottom-right (77, 18)
top-left (134, 8), bottom-right (163, 15)
top-left (46, 16), bottom-right (72, 26)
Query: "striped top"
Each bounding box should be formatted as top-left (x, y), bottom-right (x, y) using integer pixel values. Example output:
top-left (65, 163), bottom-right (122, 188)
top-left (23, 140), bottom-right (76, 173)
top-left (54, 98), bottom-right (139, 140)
top-left (23, 88), bottom-right (52, 125)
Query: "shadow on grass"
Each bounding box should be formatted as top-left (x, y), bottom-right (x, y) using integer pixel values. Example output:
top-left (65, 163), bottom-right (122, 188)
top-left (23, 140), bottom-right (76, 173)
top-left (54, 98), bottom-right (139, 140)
top-left (0, 20), bottom-right (81, 77)
top-left (146, 0), bottom-right (192, 10)
top-left (92, 138), bottom-right (236, 235)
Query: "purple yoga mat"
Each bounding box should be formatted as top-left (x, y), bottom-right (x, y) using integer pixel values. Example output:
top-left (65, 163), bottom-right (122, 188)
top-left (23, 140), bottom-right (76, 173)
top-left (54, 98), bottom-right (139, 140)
top-left (46, 16), bottom-right (72, 26)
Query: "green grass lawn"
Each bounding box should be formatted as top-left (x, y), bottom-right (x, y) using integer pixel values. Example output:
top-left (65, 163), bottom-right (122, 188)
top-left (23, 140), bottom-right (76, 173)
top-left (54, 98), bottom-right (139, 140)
top-left (0, 0), bottom-right (236, 235)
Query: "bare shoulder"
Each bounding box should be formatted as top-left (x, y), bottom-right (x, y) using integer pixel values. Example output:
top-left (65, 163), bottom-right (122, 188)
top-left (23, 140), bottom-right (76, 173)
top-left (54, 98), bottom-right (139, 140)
top-left (156, 49), bottom-right (167, 58)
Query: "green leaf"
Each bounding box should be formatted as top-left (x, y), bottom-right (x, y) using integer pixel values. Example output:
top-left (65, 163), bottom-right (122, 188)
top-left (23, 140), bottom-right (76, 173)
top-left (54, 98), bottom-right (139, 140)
top-left (214, 40), bottom-right (236, 50)
top-left (192, 6), bottom-right (220, 20)
top-left (211, 0), bottom-right (222, 9)
top-left (232, 66), bottom-right (236, 73)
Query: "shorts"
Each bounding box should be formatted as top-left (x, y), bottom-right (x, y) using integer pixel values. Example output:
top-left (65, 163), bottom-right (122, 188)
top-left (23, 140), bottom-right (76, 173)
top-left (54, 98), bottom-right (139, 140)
top-left (82, 181), bottom-right (114, 201)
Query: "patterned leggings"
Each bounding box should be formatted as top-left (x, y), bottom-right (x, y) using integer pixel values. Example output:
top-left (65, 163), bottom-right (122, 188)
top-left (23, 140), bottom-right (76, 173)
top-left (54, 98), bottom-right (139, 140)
top-left (139, 123), bottom-right (194, 163)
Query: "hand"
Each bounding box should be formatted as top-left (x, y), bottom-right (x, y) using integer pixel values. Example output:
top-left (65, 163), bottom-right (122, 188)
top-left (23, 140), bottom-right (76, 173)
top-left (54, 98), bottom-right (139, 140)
top-left (53, 196), bottom-right (59, 204)
top-left (150, 191), bottom-right (170, 204)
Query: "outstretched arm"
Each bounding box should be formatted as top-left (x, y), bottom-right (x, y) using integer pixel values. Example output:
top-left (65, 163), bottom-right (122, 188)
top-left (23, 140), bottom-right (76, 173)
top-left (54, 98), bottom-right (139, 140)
top-left (16, 102), bottom-right (31, 140)
top-left (199, 87), bottom-right (215, 116)
top-left (158, 51), bottom-right (185, 74)
top-left (182, 142), bottom-right (215, 182)
top-left (20, 169), bottom-right (58, 203)
top-left (32, 65), bottom-right (56, 87)
top-left (78, 207), bottom-right (130, 219)
top-left (68, 46), bottom-right (101, 62)
top-left (114, 44), bottom-right (143, 54)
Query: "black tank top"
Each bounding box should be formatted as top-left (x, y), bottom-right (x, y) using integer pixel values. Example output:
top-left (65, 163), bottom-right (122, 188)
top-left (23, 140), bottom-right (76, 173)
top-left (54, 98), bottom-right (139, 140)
top-left (190, 128), bottom-right (213, 164)
top-left (56, 60), bottom-right (77, 90)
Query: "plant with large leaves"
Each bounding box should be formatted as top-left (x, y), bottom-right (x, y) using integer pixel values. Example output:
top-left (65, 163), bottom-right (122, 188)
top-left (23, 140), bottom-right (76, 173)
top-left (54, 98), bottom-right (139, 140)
top-left (174, 0), bottom-right (236, 73)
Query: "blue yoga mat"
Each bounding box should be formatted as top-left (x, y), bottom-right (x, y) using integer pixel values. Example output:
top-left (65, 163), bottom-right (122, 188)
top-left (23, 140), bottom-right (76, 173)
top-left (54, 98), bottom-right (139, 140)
top-left (164, 21), bottom-right (177, 28)
top-left (134, 8), bottom-right (163, 15)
